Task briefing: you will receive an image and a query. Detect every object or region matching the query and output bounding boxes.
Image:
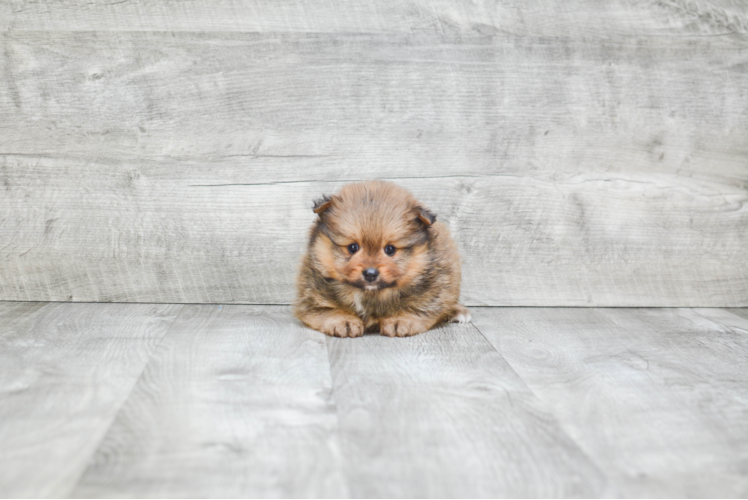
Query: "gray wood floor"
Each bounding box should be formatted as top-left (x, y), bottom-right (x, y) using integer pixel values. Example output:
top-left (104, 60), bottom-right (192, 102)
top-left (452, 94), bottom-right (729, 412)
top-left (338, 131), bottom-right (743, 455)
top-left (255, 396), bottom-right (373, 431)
top-left (1, 302), bottom-right (747, 498)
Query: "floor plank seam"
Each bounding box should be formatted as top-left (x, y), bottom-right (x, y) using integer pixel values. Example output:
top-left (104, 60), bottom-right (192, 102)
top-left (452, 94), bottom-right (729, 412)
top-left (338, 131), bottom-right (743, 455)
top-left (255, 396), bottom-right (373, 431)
top-left (0, 299), bottom-right (291, 307)
top-left (467, 321), bottom-right (539, 396)
top-left (467, 318), bottom-right (615, 494)
top-left (689, 307), bottom-right (748, 336)
top-left (322, 336), bottom-right (354, 498)
top-left (62, 303), bottom-right (188, 497)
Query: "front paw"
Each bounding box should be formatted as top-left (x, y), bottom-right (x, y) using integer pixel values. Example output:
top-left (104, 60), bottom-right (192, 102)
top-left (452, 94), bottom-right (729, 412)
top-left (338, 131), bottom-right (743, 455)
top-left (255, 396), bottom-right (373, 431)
top-left (380, 315), bottom-right (431, 337)
top-left (451, 304), bottom-right (471, 323)
top-left (320, 314), bottom-right (365, 338)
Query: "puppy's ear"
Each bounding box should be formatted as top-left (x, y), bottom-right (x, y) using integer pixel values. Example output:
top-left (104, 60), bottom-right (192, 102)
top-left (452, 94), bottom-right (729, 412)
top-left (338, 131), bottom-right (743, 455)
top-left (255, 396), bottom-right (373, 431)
top-left (312, 195), bottom-right (333, 214)
top-left (416, 207), bottom-right (436, 226)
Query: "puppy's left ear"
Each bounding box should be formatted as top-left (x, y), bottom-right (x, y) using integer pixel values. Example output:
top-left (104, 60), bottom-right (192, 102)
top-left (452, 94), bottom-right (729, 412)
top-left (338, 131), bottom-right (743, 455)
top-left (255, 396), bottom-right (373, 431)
top-left (416, 207), bottom-right (436, 227)
top-left (313, 195), bottom-right (333, 214)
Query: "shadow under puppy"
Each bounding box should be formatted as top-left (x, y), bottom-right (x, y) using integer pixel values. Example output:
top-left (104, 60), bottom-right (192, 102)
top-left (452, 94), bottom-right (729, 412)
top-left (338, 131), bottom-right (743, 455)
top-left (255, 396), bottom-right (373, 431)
top-left (294, 180), bottom-right (470, 337)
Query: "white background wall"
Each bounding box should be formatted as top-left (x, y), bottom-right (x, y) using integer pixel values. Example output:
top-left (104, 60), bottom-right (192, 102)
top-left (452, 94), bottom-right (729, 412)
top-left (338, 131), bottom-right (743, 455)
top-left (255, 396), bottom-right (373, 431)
top-left (1, 0), bottom-right (746, 306)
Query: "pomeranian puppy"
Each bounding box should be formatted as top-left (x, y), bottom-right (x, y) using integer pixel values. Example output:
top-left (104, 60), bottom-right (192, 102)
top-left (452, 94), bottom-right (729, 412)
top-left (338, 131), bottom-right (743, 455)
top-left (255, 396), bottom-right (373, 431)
top-left (294, 180), bottom-right (470, 337)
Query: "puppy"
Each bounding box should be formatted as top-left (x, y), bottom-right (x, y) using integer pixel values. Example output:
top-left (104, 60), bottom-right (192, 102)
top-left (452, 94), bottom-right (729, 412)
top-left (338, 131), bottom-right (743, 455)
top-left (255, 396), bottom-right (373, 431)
top-left (294, 180), bottom-right (470, 337)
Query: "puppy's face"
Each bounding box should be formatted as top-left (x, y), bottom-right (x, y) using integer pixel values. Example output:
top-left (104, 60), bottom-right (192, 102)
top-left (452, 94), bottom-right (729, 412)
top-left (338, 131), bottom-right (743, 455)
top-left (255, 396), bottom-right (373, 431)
top-left (310, 182), bottom-right (435, 292)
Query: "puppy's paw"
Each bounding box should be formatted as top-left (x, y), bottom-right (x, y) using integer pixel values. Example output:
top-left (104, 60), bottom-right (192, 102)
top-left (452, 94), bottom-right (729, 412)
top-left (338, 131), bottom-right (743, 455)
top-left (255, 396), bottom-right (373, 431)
top-left (321, 314), bottom-right (365, 338)
top-left (380, 315), bottom-right (431, 337)
top-left (451, 305), bottom-right (471, 324)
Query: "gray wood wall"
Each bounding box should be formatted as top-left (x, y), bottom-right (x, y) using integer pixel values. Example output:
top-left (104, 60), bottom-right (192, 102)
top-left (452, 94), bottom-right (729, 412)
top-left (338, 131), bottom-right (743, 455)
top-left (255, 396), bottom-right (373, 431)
top-left (1, 0), bottom-right (747, 306)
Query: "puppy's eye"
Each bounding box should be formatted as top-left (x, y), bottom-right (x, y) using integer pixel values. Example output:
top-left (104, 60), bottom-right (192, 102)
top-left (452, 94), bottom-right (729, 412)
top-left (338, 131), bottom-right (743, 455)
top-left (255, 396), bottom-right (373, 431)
top-left (384, 244), bottom-right (396, 256)
top-left (347, 243), bottom-right (359, 254)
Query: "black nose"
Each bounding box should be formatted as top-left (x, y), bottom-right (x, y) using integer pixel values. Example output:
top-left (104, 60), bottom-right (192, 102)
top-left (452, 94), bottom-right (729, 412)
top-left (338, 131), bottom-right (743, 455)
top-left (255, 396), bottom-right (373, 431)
top-left (363, 268), bottom-right (379, 282)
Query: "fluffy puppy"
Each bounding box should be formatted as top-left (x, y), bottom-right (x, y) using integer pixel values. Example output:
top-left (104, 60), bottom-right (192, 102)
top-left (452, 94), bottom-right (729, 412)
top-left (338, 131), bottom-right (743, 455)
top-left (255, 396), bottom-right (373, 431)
top-left (294, 180), bottom-right (470, 337)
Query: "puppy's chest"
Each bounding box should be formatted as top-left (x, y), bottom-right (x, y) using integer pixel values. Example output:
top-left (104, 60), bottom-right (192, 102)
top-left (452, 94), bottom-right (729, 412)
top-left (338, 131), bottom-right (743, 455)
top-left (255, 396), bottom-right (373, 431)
top-left (351, 292), bottom-right (366, 317)
top-left (348, 290), bottom-right (402, 320)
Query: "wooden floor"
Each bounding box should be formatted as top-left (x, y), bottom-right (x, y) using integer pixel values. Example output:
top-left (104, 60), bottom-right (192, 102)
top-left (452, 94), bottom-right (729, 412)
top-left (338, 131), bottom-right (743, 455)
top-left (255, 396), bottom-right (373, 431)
top-left (1, 303), bottom-right (746, 498)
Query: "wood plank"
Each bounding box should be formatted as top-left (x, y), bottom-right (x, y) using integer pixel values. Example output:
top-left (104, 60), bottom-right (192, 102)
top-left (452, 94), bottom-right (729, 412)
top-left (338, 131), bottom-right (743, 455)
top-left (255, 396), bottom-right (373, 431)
top-left (326, 321), bottom-right (607, 497)
top-left (471, 307), bottom-right (748, 497)
top-left (0, 301), bottom-right (182, 498)
top-left (2, 32), bottom-right (746, 181)
top-left (725, 308), bottom-right (748, 323)
top-left (71, 305), bottom-right (348, 498)
top-left (2, 0), bottom-right (746, 37)
top-left (693, 307), bottom-right (748, 335)
top-left (1, 31), bottom-right (746, 306)
top-left (1, 172), bottom-right (745, 306)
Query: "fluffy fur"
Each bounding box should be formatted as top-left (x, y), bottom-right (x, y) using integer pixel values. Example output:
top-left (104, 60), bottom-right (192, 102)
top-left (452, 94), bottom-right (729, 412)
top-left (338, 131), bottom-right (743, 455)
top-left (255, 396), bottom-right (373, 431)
top-left (294, 180), bottom-right (470, 337)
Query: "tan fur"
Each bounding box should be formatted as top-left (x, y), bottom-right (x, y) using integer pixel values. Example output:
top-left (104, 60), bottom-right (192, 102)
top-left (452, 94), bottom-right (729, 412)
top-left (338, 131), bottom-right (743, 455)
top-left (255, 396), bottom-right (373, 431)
top-left (294, 180), bottom-right (470, 338)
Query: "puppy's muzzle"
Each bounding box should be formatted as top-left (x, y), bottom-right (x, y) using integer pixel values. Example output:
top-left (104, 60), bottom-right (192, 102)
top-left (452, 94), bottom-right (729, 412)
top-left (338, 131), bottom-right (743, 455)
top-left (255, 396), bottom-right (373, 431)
top-left (362, 268), bottom-right (379, 282)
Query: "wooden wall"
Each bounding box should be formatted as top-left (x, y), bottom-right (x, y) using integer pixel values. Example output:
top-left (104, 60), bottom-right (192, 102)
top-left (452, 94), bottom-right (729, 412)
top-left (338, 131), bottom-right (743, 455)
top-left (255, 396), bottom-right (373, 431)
top-left (1, 1), bottom-right (747, 306)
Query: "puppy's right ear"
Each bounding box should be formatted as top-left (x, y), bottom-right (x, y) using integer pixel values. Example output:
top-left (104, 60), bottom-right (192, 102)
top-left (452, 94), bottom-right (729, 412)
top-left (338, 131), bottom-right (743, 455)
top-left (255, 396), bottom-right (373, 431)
top-left (312, 195), bottom-right (333, 214)
top-left (416, 207), bottom-right (436, 226)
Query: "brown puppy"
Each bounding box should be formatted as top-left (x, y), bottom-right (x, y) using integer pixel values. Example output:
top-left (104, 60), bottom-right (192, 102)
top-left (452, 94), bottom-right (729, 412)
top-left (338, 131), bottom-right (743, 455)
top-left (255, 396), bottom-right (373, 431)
top-left (294, 180), bottom-right (470, 337)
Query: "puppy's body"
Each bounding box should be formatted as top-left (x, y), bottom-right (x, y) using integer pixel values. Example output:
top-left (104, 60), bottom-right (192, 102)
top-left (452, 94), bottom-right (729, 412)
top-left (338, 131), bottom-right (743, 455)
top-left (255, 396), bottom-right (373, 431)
top-left (294, 181), bottom-right (469, 337)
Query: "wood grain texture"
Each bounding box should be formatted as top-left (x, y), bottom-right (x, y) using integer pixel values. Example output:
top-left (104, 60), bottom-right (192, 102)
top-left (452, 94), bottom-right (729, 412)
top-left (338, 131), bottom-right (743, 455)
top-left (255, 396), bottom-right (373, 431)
top-left (694, 307), bottom-right (748, 334)
top-left (2, 0), bottom-right (746, 36)
top-left (2, 31), bottom-right (746, 178)
top-left (326, 321), bottom-right (606, 497)
top-left (726, 308), bottom-right (748, 322)
top-left (1, 172), bottom-right (745, 306)
top-left (471, 307), bottom-right (748, 497)
top-left (1, 6), bottom-right (747, 306)
top-left (72, 305), bottom-right (348, 498)
top-left (3, 302), bottom-right (748, 497)
top-left (0, 301), bottom-right (181, 498)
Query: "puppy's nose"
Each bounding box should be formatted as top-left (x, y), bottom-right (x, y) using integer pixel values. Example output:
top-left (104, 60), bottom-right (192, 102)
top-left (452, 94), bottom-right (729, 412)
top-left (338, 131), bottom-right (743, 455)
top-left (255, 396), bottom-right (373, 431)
top-left (362, 268), bottom-right (379, 282)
